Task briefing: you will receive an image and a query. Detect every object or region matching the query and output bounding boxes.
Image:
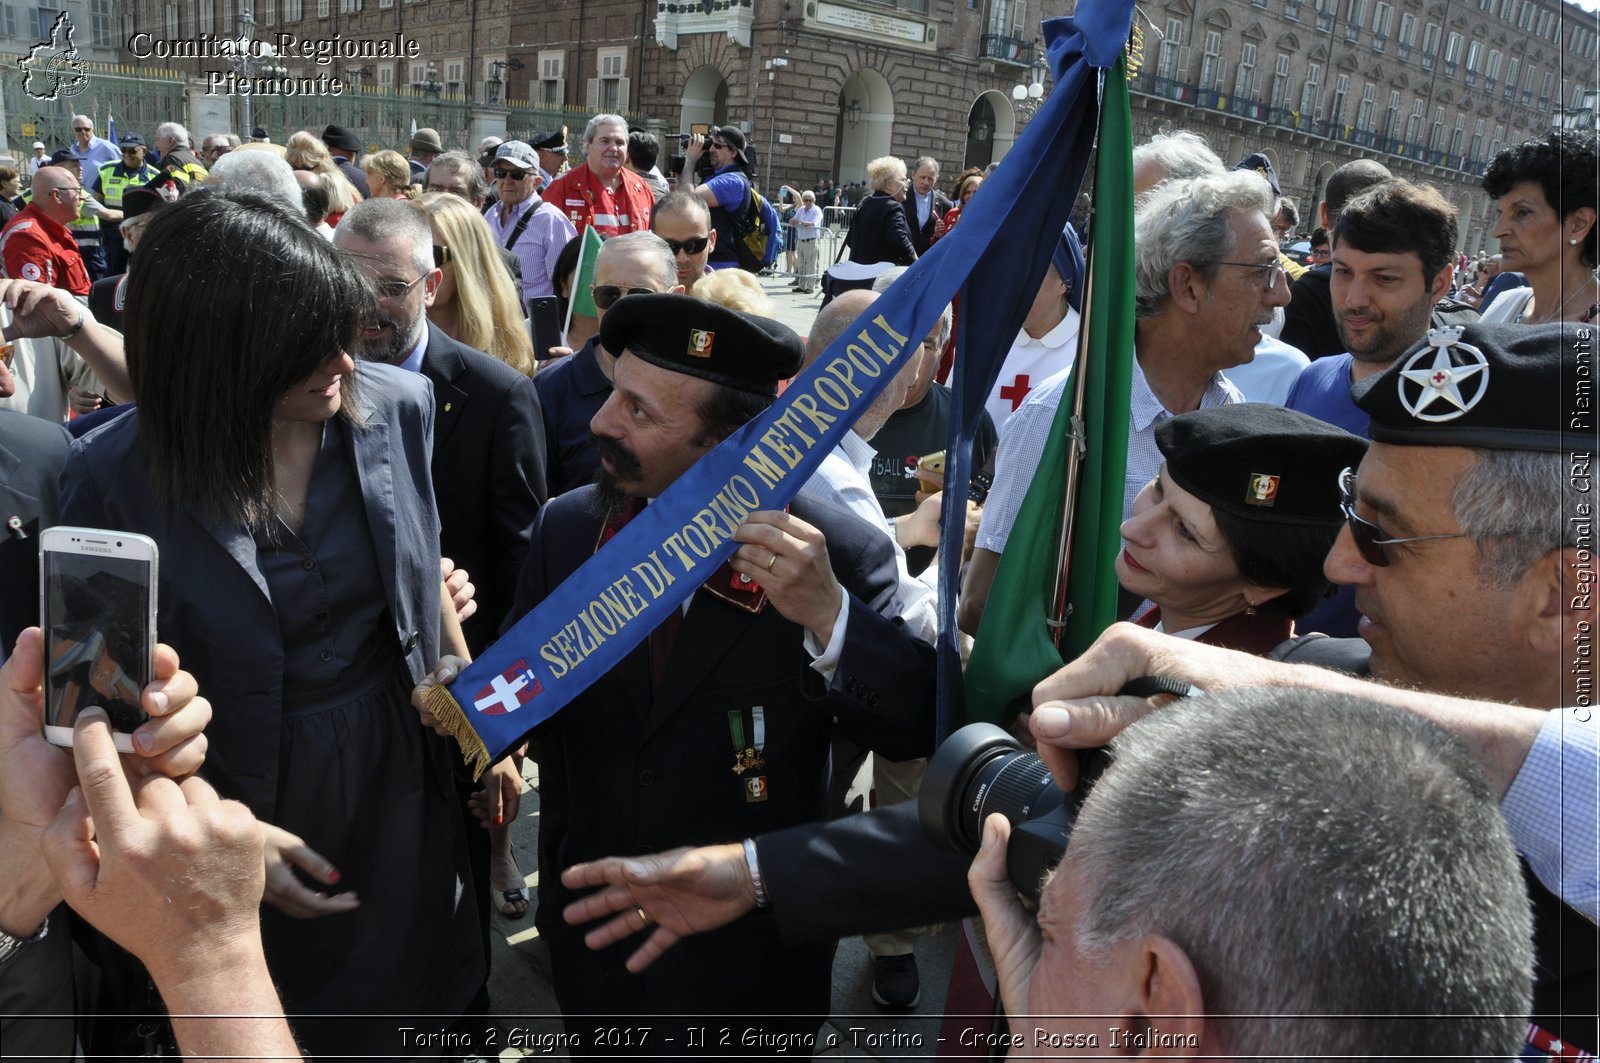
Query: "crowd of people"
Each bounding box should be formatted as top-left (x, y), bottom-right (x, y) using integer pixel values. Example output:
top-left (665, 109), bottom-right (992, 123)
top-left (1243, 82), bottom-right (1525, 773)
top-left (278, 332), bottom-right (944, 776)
top-left (0, 102), bottom-right (1594, 1063)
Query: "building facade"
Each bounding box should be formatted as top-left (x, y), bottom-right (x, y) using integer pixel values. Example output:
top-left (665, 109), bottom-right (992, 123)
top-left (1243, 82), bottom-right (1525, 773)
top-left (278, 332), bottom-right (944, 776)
top-left (0, 0), bottom-right (1580, 250)
top-left (503, 0), bottom-right (1598, 252)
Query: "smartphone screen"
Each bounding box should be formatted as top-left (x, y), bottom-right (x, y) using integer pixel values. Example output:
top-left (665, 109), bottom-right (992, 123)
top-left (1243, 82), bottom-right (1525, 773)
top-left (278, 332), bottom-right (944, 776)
top-left (41, 532), bottom-right (156, 741)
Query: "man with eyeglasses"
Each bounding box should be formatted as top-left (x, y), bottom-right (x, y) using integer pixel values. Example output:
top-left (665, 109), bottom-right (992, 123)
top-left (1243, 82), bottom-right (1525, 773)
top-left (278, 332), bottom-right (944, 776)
top-left (1271, 321), bottom-right (1597, 1054)
top-left (483, 141), bottom-right (575, 304)
top-left (533, 232), bottom-right (684, 496)
top-left (649, 191), bottom-right (716, 292)
top-left (678, 125), bottom-right (755, 272)
top-left (0, 166), bottom-right (91, 297)
top-left (93, 134), bottom-right (158, 276)
top-left (335, 198), bottom-right (546, 1030)
top-left (960, 172), bottom-right (1279, 634)
top-left (65, 116), bottom-right (118, 196)
top-left (542, 114), bottom-right (654, 238)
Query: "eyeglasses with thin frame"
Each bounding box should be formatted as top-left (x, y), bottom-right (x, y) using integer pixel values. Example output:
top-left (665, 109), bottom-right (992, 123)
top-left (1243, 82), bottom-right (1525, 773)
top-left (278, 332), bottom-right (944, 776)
top-left (492, 167), bottom-right (531, 181)
top-left (660, 235), bottom-right (709, 256)
top-left (1213, 259), bottom-right (1286, 292)
top-left (72, 126), bottom-right (91, 133)
top-left (49, 185), bottom-right (84, 201)
top-left (1337, 467), bottom-right (1467, 567)
top-left (373, 271), bottom-right (431, 300)
top-left (590, 284), bottom-right (654, 310)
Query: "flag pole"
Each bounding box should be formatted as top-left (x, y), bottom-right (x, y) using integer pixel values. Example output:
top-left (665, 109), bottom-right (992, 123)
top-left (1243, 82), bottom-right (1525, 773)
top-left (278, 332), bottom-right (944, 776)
top-left (1046, 69), bottom-right (1108, 646)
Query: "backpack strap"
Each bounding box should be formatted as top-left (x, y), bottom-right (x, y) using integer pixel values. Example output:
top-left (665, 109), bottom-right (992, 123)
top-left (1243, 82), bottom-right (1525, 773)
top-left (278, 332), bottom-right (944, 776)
top-left (501, 201), bottom-right (540, 251)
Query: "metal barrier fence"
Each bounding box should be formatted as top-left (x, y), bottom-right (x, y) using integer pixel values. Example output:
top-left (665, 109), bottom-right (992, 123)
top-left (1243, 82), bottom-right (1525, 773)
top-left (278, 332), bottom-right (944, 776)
top-left (1, 58), bottom-right (188, 160)
top-left (774, 221), bottom-right (841, 288)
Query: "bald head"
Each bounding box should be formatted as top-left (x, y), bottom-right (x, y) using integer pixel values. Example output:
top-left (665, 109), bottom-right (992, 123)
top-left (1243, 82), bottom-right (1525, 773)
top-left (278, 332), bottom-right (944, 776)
top-left (804, 290), bottom-right (914, 440)
top-left (31, 166), bottom-right (80, 223)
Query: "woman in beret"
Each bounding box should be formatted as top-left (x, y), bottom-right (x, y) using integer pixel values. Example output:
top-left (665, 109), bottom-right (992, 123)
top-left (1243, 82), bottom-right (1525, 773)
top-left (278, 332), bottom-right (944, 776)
top-left (1480, 130), bottom-right (1598, 325)
top-left (1117, 404), bottom-right (1367, 653)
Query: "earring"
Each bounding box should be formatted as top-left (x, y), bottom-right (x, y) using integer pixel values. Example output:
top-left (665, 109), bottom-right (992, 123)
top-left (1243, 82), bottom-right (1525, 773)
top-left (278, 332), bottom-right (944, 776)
top-left (1572, 238), bottom-right (1581, 246)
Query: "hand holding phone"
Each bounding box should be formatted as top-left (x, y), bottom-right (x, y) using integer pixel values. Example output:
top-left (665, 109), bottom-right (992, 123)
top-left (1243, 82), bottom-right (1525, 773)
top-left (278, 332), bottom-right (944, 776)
top-left (40, 528), bottom-right (158, 751)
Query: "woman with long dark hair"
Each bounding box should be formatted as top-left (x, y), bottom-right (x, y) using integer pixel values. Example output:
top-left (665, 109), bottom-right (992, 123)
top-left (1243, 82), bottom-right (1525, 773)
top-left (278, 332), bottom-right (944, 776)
top-left (57, 190), bottom-right (481, 1060)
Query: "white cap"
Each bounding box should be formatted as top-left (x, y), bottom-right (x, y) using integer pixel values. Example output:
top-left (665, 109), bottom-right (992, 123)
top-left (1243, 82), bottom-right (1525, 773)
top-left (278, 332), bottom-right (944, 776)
top-left (31, 142), bottom-right (43, 149)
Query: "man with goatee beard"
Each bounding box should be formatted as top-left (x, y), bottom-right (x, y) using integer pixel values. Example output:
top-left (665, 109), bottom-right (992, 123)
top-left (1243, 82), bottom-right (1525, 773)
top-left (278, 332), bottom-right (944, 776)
top-left (491, 292), bottom-right (935, 1055)
top-left (1286, 179), bottom-right (1459, 437)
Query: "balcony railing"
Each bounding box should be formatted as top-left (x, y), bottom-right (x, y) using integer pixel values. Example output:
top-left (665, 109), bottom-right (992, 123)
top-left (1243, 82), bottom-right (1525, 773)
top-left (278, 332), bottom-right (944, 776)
top-left (980, 33), bottom-right (1033, 64)
top-left (1129, 73), bottom-right (1494, 177)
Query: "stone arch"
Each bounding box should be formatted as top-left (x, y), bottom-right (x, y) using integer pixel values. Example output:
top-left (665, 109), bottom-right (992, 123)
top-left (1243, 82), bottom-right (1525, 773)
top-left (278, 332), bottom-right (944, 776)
top-left (964, 89), bottom-right (1017, 170)
top-left (834, 67), bottom-right (896, 183)
top-left (679, 65), bottom-right (729, 133)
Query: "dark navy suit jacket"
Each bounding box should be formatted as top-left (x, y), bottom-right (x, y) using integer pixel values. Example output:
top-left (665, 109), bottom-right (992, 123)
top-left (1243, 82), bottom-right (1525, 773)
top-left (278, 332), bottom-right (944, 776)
top-left (420, 323), bottom-right (547, 653)
top-left (54, 364), bottom-right (442, 819)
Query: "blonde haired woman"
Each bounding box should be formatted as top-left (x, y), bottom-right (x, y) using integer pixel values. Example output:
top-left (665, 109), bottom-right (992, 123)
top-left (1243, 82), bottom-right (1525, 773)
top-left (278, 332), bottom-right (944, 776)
top-left (692, 267), bottom-right (776, 317)
top-left (286, 131), bottom-right (361, 224)
top-left (845, 155), bottom-right (916, 266)
top-left (363, 149), bottom-right (417, 200)
top-left (416, 192), bottom-right (535, 374)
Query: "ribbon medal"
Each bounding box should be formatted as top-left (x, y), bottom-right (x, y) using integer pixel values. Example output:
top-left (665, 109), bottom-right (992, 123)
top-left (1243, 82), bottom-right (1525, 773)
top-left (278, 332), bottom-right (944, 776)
top-left (728, 706), bottom-right (768, 802)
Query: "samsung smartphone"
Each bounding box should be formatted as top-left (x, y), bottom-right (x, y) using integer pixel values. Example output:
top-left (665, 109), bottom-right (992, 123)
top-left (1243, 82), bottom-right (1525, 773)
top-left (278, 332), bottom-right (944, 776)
top-left (39, 527), bottom-right (158, 751)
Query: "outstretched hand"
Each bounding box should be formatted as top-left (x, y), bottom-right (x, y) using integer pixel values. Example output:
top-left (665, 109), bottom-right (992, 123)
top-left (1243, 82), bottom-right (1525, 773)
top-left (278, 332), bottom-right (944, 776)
top-left (561, 842), bottom-right (757, 973)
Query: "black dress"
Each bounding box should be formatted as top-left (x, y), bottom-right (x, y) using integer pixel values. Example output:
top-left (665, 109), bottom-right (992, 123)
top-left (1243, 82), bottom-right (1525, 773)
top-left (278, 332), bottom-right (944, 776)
top-left (250, 423), bottom-right (480, 1061)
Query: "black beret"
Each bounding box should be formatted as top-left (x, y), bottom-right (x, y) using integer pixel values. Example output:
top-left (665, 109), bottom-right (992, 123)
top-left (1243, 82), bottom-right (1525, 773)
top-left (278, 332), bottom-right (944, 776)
top-left (321, 124), bottom-right (362, 152)
top-left (600, 293), bottom-right (802, 395)
top-left (531, 129), bottom-right (568, 153)
top-left (1157, 404), bottom-right (1367, 526)
top-left (1353, 323), bottom-right (1577, 453)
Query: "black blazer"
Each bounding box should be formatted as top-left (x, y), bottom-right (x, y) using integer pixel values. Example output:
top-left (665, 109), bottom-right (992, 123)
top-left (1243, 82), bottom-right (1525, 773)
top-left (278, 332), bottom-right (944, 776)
top-left (908, 189), bottom-right (954, 256)
top-left (515, 488), bottom-right (936, 1018)
top-left (54, 365), bottom-right (443, 818)
top-left (420, 323), bottom-right (547, 653)
top-left (0, 410), bottom-right (71, 653)
top-left (847, 191), bottom-right (918, 267)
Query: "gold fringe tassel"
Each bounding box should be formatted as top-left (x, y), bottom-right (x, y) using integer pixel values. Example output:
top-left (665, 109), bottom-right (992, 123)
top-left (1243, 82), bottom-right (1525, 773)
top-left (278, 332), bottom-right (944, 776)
top-left (423, 683), bottom-right (491, 781)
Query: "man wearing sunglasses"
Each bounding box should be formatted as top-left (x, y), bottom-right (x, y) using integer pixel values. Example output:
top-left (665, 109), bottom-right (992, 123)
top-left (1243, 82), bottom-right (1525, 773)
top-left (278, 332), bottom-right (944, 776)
top-left (484, 141), bottom-right (575, 304)
top-left (1281, 321), bottom-right (1596, 1053)
top-left (649, 191), bottom-right (716, 292)
top-left (533, 232), bottom-right (684, 496)
top-left (678, 125), bottom-right (754, 272)
top-left (93, 134), bottom-right (158, 276)
top-left (65, 116), bottom-right (118, 195)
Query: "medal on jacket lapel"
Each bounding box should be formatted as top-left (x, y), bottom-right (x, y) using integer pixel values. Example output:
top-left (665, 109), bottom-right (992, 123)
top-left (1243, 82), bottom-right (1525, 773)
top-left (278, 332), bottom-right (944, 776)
top-left (728, 707), bottom-right (768, 802)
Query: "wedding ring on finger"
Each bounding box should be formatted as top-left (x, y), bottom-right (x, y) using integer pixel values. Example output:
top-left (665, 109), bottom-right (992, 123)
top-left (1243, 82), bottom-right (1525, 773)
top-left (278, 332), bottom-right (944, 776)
top-left (636, 906), bottom-right (652, 926)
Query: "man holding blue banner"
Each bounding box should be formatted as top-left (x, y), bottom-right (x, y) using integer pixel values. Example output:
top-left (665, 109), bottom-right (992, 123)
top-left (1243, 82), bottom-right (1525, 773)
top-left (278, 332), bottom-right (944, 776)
top-left (486, 293), bottom-right (936, 1052)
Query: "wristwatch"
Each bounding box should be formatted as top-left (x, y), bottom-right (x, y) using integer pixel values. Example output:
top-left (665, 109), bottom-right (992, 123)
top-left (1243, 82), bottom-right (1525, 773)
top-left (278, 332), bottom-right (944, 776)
top-left (0, 914), bottom-right (49, 967)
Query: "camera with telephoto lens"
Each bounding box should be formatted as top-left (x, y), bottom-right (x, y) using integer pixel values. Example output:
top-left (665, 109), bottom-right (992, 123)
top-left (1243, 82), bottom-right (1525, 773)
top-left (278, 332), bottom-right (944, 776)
top-left (919, 723), bottom-right (1110, 900)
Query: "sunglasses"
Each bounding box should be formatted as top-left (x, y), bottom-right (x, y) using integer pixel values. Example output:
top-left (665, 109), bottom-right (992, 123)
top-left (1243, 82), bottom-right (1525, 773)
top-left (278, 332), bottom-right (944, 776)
top-left (590, 284), bottom-right (654, 310)
top-left (374, 271), bottom-right (430, 300)
top-left (661, 235), bottom-right (709, 256)
top-left (492, 167), bottom-right (531, 180)
top-left (433, 244), bottom-right (452, 268)
top-left (1337, 467), bottom-right (1467, 566)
